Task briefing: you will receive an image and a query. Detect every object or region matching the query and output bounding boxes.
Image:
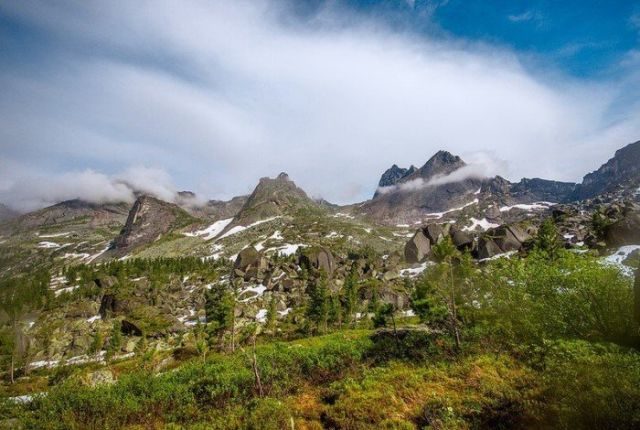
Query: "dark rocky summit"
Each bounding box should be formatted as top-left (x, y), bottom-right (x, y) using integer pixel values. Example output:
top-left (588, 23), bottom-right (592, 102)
top-left (110, 195), bottom-right (196, 256)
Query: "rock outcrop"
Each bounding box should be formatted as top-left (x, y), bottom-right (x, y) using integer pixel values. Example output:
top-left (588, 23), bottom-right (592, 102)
top-left (110, 195), bottom-right (196, 256)
top-left (605, 209), bottom-right (640, 247)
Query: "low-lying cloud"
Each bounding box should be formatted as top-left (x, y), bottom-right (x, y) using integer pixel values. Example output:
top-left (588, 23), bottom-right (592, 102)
top-left (0, 166), bottom-right (189, 212)
top-left (376, 152), bottom-right (507, 194)
top-left (1, 0), bottom-right (639, 209)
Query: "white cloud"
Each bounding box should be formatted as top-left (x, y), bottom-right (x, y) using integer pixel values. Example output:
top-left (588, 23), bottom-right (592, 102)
top-left (0, 165), bottom-right (184, 212)
top-left (508, 10), bottom-right (541, 23)
top-left (0, 0), bottom-right (638, 208)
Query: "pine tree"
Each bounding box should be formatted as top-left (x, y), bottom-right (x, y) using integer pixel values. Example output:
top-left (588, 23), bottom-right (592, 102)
top-left (342, 266), bottom-right (359, 327)
top-left (432, 235), bottom-right (462, 350)
top-left (265, 296), bottom-right (277, 333)
top-left (537, 217), bottom-right (561, 259)
top-left (205, 286), bottom-right (236, 351)
top-left (306, 271), bottom-right (330, 333)
top-left (106, 321), bottom-right (122, 361)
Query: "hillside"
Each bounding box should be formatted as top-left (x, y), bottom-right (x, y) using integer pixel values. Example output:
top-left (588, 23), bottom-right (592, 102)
top-left (0, 141), bottom-right (639, 430)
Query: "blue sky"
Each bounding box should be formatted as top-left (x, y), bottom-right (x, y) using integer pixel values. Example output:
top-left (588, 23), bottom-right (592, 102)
top-left (0, 0), bottom-right (639, 210)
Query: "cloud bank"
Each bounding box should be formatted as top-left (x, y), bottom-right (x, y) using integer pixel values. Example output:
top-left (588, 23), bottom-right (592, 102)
top-left (1, 0), bottom-right (639, 210)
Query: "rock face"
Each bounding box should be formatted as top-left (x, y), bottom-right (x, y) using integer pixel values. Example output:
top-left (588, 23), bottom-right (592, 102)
top-left (573, 140), bottom-right (640, 200)
top-left (605, 210), bottom-right (640, 247)
top-left (111, 195), bottom-right (196, 256)
top-left (508, 178), bottom-right (577, 203)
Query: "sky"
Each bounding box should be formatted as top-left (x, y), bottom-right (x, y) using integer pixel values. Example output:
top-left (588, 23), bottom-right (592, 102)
top-left (1, 0), bottom-right (639, 211)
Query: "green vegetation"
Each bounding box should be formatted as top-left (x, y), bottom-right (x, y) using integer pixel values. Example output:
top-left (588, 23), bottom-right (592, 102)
top-left (1, 237), bottom-right (640, 429)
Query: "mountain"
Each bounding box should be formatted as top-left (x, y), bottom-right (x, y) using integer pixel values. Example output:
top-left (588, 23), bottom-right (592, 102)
top-left (108, 195), bottom-right (198, 257)
top-left (224, 172), bottom-right (319, 230)
top-left (360, 151), bottom-right (484, 224)
top-left (0, 203), bottom-right (19, 223)
top-left (572, 140), bottom-right (640, 200)
top-left (0, 199), bottom-right (130, 235)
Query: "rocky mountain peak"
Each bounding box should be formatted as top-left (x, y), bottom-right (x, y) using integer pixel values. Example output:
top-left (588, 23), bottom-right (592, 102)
top-left (226, 173), bottom-right (318, 228)
top-left (573, 140), bottom-right (640, 200)
top-left (410, 150), bottom-right (466, 182)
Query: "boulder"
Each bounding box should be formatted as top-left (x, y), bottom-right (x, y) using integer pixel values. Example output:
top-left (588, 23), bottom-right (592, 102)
top-left (423, 224), bottom-right (445, 244)
top-left (404, 230), bottom-right (431, 263)
top-left (492, 225), bottom-right (527, 253)
top-left (450, 228), bottom-right (473, 251)
top-left (81, 369), bottom-right (115, 387)
top-left (299, 247), bottom-right (335, 276)
top-left (605, 211), bottom-right (640, 247)
top-left (477, 237), bottom-right (502, 260)
top-left (485, 206), bottom-right (502, 224)
top-left (121, 320), bottom-right (143, 336)
top-left (234, 247), bottom-right (260, 270)
top-left (99, 294), bottom-right (128, 318)
top-left (506, 225), bottom-right (531, 244)
top-left (378, 286), bottom-right (409, 309)
top-left (94, 276), bottom-right (118, 289)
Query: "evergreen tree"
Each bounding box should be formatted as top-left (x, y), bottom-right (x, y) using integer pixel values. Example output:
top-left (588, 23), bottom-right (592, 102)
top-left (205, 286), bottom-right (236, 351)
top-left (306, 271), bottom-right (330, 333)
top-left (106, 321), bottom-right (122, 361)
top-left (537, 218), bottom-right (561, 259)
top-left (265, 296), bottom-right (278, 333)
top-left (342, 266), bottom-right (359, 327)
top-left (432, 235), bottom-right (462, 350)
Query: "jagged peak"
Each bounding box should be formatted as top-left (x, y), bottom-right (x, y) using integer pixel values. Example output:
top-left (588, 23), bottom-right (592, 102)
top-left (425, 150), bottom-right (463, 166)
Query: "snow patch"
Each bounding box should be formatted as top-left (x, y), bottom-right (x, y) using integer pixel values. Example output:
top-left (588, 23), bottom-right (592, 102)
top-left (424, 199), bottom-right (479, 220)
top-left (255, 309), bottom-right (268, 323)
top-left (499, 202), bottom-right (554, 212)
top-left (332, 212), bottom-right (355, 219)
top-left (183, 218), bottom-right (234, 240)
top-left (218, 217), bottom-right (281, 239)
top-left (400, 263), bottom-right (430, 277)
top-left (603, 245), bottom-right (640, 276)
top-left (393, 232), bottom-right (414, 238)
top-left (54, 285), bottom-right (80, 296)
top-left (270, 243), bottom-right (306, 256)
top-left (478, 250), bottom-right (517, 263)
top-left (37, 241), bottom-right (63, 249)
top-left (238, 284), bottom-right (267, 302)
top-left (87, 244), bottom-right (111, 263)
top-left (269, 230), bottom-right (284, 240)
top-left (278, 308), bottom-right (292, 317)
top-left (462, 218), bottom-right (500, 232)
top-left (38, 232), bottom-right (70, 238)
